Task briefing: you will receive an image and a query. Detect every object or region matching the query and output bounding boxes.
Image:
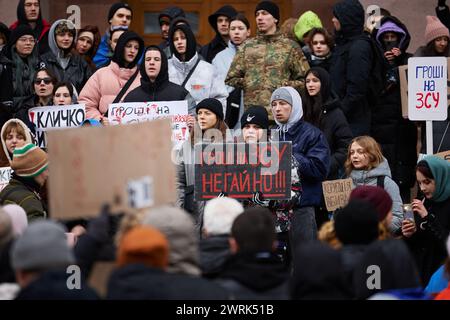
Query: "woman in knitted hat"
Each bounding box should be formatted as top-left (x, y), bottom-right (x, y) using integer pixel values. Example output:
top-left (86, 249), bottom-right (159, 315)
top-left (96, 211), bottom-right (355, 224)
top-left (414, 17), bottom-right (450, 155)
top-left (402, 156), bottom-right (450, 285)
top-left (175, 98), bottom-right (229, 230)
top-left (0, 143), bottom-right (48, 221)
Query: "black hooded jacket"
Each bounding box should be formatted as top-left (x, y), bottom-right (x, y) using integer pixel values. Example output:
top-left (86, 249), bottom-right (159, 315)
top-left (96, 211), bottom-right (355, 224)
top-left (111, 31), bottom-right (145, 70)
top-left (11, 0), bottom-right (50, 54)
top-left (215, 251), bottom-right (289, 299)
top-left (169, 23), bottom-right (198, 63)
top-left (123, 45), bottom-right (189, 102)
top-left (200, 5), bottom-right (237, 63)
top-left (291, 243), bottom-right (352, 300)
top-left (0, 53), bottom-right (13, 127)
top-left (329, 0), bottom-right (373, 135)
top-left (370, 16), bottom-right (418, 191)
top-left (158, 6), bottom-right (185, 51)
top-left (303, 67), bottom-right (352, 179)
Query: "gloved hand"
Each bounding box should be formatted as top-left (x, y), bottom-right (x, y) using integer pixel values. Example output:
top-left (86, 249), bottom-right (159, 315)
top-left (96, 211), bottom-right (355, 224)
top-left (252, 191), bottom-right (270, 206)
top-left (439, 0), bottom-right (447, 7)
top-left (87, 204), bottom-right (112, 244)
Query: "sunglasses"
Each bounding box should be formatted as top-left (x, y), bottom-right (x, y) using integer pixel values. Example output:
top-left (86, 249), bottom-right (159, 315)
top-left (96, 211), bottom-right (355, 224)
top-left (34, 77), bottom-right (52, 85)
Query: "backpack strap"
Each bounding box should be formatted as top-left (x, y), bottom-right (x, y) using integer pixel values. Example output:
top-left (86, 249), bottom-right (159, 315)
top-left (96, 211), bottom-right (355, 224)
top-left (181, 59), bottom-right (201, 88)
top-left (105, 68), bottom-right (140, 117)
top-left (377, 176), bottom-right (385, 189)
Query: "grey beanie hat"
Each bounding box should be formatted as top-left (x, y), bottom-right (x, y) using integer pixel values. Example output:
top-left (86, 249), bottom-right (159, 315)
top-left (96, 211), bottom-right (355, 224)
top-left (270, 87), bottom-right (294, 106)
top-left (11, 220), bottom-right (74, 271)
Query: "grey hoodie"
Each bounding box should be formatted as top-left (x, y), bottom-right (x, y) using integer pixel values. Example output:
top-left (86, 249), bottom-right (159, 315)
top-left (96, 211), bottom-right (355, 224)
top-left (350, 158), bottom-right (403, 233)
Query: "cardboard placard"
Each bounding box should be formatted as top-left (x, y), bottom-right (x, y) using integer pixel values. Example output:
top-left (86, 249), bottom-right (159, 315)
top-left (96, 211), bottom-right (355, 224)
top-left (400, 58), bottom-right (450, 119)
top-left (28, 104), bottom-right (86, 148)
top-left (194, 142), bottom-right (292, 200)
top-left (0, 167), bottom-right (12, 192)
top-left (108, 101), bottom-right (189, 149)
top-left (47, 119), bottom-right (176, 219)
top-left (322, 178), bottom-right (353, 212)
top-left (435, 150), bottom-right (450, 162)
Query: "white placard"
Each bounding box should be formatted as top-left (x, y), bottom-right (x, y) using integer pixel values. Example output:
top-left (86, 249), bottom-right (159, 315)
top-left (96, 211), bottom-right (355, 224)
top-left (0, 167), bottom-right (12, 192)
top-left (108, 101), bottom-right (189, 148)
top-left (127, 176), bottom-right (154, 209)
top-left (408, 57), bottom-right (448, 121)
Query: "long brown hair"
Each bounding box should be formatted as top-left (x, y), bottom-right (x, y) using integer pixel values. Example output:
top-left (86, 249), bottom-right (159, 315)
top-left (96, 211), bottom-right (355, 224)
top-left (345, 136), bottom-right (384, 176)
top-left (190, 118), bottom-right (229, 145)
top-left (423, 37), bottom-right (450, 57)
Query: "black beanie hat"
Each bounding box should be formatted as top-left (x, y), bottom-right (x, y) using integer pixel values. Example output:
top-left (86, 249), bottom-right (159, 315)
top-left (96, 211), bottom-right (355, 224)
top-left (241, 105), bottom-right (269, 130)
top-left (334, 199), bottom-right (379, 245)
top-left (196, 98), bottom-right (224, 120)
top-left (255, 1), bottom-right (280, 24)
top-left (10, 25), bottom-right (35, 45)
top-left (108, 2), bottom-right (133, 23)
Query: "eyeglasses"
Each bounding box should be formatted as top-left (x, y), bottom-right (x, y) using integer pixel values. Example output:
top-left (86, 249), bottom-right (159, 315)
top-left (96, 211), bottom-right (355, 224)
top-left (18, 37), bottom-right (36, 44)
top-left (34, 77), bottom-right (52, 85)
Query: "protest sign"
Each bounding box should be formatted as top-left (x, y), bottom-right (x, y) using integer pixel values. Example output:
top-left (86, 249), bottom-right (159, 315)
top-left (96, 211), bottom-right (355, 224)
top-left (322, 178), bottom-right (353, 212)
top-left (47, 119), bottom-right (176, 219)
top-left (0, 167), bottom-right (12, 192)
top-left (435, 150), bottom-right (450, 162)
top-left (28, 104), bottom-right (85, 148)
top-left (194, 142), bottom-right (292, 200)
top-left (108, 101), bottom-right (189, 148)
top-left (406, 57), bottom-right (448, 121)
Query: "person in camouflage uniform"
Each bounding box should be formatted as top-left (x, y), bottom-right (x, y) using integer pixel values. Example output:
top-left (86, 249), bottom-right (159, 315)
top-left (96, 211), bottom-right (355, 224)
top-left (225, 1), bottom-right (310, 120)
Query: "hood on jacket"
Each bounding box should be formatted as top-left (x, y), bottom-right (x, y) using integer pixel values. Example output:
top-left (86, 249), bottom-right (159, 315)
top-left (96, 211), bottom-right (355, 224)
top-left (112, 30), bottom-right (144, 69)
top-left (16, 0), bottom-right (43, 25)
top-left (139, 45), bottom-right (169, 89)
top-left (374, 16), bottom-right (411, 53)
top-left (423, 155), bottom-right (450, 202)
top-left (220, 251), bottom-right (288, 291)
top-left (158, 6), bottom-right (185, 24)
top-left (350, 157), bottom-right (393, 183)
top-left (1, 118), bottom-right (34, 163)
top-left (47, 19), bottom-right (77, 56)
top-left (272, 86), bottom-right (304, 133)
top-left (169, 23), bottom-right (197, 62)
top-left (333, 0), bottom-right (365, 39)
top-left (208, 5), bottom-right (238, 34)
top-left (294, 11), bottom-right (323, 42)
top-left (306, 67), bottom-right (332, 102)
top-left (291, 242), bottom-right (352, 300)
top-left (0, 22), bottom-right (10, 44)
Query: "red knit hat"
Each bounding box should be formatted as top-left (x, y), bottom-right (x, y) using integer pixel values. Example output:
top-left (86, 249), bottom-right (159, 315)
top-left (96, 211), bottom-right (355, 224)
top-left (349, 186), bottom-right (393, 222)
top-left (425, 15), bottom-right (450, 45)
top-left (117, 226), bottom-right (169, 269)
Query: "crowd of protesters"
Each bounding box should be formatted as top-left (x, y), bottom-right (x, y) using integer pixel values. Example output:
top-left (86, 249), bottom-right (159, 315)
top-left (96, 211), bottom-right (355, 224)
top-left (0, 0), bottom-right (450, 300)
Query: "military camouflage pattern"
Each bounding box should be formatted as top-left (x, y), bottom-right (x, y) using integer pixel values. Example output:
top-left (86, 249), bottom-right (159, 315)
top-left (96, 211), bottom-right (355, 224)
top-left (225, 30), bottom-right (310, 120)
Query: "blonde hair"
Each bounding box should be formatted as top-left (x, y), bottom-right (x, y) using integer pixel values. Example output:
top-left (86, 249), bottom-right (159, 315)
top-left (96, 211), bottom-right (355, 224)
top-left (115, 209), bottom-right (145, 246)
top-left (345, 136), bottom-right (384, 176)
top-left (318, 221), bottom-right (342, 249)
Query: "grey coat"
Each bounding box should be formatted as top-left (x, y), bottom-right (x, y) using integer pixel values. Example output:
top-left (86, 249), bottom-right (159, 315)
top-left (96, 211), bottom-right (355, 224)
top-left (350, 158), bottom-right (403, 233)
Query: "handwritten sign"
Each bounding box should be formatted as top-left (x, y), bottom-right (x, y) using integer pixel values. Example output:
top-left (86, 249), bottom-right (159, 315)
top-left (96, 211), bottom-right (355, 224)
top-left (47, 120), bottom-right (176, 219)
top-left (322, 178), bottom-right (353, 212)
top-left (0, 167), bottom-right (12, 192)
top-left (194, 142), bottom-right (292, 200)
top-left (28, 104), bottom-right (86, 148)
top-left (108, 101), bottom-right (189, 149)
top-left (435, 150), bottom-right (450, 162)
top-left (408, 57), bottom-right (448, 121)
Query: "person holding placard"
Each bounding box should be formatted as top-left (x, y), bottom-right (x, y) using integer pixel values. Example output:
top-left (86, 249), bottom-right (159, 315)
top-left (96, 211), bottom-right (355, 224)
top-left (123, 45), bottom-right (193, 106)
top-left (345, 136), bottom-right (403, 235)
top-left (79, 31), bottom-right (144, 124)
top-left (414, 16), bottom-right (450, 154)
top-left (52, 82), bottom-right (75, 106)
top-left (176, 98), bottom-right (229, 231)
top-left (402, 156), bottom-right (450, 285)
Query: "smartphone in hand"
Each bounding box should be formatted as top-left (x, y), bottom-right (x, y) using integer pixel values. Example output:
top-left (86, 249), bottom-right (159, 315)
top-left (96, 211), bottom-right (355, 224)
top-left (403, 203), bottom-right (415, 221)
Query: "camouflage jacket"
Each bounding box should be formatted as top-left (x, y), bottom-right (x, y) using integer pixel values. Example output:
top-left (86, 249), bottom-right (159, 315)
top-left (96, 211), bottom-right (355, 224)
top-left (225, 30), bottom-right (309, 119)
